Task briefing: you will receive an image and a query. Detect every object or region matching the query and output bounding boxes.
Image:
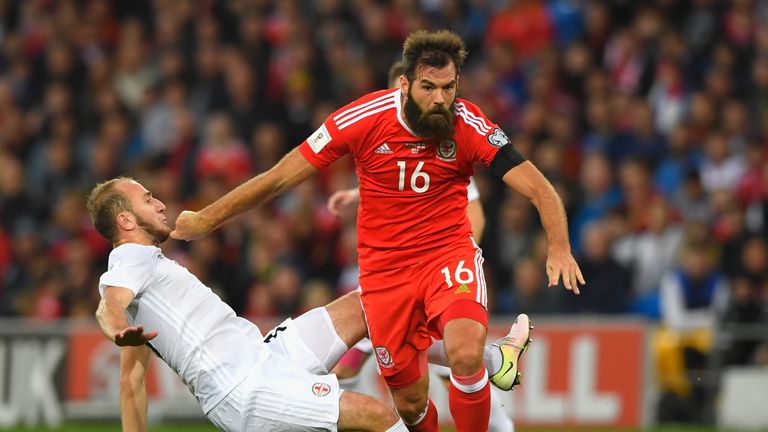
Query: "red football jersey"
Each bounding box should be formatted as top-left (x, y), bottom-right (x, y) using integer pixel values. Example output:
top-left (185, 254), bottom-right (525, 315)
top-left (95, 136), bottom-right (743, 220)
top-left (299, 89), bottom-right (510, 270)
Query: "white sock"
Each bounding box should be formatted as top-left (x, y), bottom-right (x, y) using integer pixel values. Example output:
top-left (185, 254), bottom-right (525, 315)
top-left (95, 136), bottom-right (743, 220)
top-left (292, 307), bottom-right (349, 373)
top-left (484, 344), bottom-right (503, 376)
top-left (385, 418), bottom-right (408, 432)
top-left (489, 386), bottom-right (514, 432)
top-left (427, 340), bottom-right (503, 376)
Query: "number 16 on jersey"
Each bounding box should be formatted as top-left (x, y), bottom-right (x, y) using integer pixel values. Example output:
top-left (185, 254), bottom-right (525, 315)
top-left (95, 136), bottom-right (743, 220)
top-left (397, 161), bottom-right (430, 193)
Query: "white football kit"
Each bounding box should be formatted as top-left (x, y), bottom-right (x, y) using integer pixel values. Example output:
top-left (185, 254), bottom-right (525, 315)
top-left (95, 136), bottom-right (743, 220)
top-left (99, 243), bottom-right (340, 431)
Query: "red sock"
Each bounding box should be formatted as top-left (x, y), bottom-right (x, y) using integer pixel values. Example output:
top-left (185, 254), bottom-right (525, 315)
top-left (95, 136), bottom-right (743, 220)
top-left (448, 369), bottom-right (491, 432)
top-left (405, 399), bottom-right (439, 432)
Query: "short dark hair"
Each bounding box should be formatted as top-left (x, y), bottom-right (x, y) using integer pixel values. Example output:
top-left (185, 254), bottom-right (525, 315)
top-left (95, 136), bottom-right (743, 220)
top-left (86, 177), bottom-right (134, 243)
top-left (388, 61), bottom-right (404, 87)
top-left (402, 30), bottom-right (467, 82)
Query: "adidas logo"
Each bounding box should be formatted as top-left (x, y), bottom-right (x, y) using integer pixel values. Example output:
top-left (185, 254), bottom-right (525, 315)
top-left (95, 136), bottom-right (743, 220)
top-left (374, 143), bottom-right (393, 154)
top-left (455, 284), bottom-right (471, 294)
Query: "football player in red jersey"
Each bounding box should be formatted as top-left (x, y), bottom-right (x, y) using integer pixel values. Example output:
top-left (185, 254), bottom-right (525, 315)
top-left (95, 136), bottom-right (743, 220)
top-left (173, 30), bottom-right (584, 432)
top-left (329, 61), bottom-right (514, 432)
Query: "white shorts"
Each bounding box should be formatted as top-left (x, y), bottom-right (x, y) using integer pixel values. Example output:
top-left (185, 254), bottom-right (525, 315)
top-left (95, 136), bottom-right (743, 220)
top-left (207, 336), bottom-right (341, 431)
top-left (262, 317), bottom-right (327, 374)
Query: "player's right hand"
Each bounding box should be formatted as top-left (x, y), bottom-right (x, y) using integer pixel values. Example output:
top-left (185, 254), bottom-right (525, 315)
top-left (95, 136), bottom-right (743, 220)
top-left (170, 210), bottom-right (214, 241)
top-left (114, 325), bottom-right (158, 346)
top-left (327, 188), bottom-right (360, 216)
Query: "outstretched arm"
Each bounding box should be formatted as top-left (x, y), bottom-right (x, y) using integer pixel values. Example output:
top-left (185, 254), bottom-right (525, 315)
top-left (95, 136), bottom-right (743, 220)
top-left (172, 148), bottom-right (317, 240)
top-left (120, 345), bottom-right (151, 432)
top-left (97, 286), bottom-right (155, 431)
top-left (96, 286), bottom-right (158, 346)
top-left (502, 161), bottom-right (584, 294)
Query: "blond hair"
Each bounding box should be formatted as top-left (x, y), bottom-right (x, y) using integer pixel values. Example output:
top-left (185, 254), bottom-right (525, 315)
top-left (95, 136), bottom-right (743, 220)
top-left (86, 177), bottom-right (134, 243)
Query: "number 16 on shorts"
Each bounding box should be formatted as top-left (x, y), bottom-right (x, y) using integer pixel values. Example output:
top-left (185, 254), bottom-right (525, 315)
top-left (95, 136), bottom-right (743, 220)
top-left (440, 260), bottom-right (474, 288)
top-left (439, 257), bottom-right (487, 307)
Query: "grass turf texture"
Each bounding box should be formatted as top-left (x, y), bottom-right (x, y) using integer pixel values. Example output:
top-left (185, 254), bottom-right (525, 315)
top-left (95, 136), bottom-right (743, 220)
top-left (2, 425), bottom-right (764, 432)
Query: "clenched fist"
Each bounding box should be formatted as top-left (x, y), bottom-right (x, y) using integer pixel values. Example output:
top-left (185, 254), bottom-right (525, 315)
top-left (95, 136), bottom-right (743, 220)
top-left (171, 210), bottom-right (215, 241)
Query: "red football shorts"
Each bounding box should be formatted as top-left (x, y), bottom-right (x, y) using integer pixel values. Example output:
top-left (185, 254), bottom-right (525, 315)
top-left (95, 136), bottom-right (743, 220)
top-left (359, 237), bottom-right (488, 387)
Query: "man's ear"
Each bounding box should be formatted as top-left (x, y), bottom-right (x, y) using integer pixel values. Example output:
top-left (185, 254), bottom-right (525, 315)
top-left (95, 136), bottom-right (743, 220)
top-left (399, 74), bottom-right (408, 96)
top-left (116, 212), bottom-right (136, 231)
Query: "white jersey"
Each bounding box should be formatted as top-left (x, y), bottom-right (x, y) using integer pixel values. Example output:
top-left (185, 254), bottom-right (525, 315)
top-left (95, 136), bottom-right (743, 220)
top-left (99, 244), bottom-right (268, 414)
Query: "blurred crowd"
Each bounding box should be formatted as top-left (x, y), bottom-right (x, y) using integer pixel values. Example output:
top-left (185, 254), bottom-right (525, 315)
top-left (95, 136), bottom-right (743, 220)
top-left (0, 0), bottom-right (767, 411)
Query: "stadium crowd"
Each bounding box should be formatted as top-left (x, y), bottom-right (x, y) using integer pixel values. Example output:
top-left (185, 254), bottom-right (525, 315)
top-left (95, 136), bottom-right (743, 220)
top-left (0, 0), bottom-right (767, 420)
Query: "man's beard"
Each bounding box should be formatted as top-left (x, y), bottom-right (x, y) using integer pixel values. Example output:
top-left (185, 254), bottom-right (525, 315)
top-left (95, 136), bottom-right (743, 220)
top-left (404, 90), bottom-right (456, 142)
top-left (136, 215), bottom-right (171, 244)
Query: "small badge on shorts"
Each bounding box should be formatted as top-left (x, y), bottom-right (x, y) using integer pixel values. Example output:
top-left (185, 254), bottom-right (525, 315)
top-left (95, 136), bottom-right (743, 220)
top-left (375, 346), bottom-right (395, 368)
top-left (312, 382), bottom-right (331, 397)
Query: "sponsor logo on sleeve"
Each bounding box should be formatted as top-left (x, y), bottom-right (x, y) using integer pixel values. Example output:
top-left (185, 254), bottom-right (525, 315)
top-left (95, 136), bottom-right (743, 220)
top-left (307, 124), bottom-right (332, 153)
top-left (487, 128), bottom-right (509, 147)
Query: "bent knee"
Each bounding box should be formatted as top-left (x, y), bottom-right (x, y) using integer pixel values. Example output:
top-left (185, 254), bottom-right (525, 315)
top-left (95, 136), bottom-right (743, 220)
top-left (393, 395), bottom-right (429, 423)
top-left (339, 391), bottom-right (400, 431)
top-left (368, 400), bottom-right (399, 424)
top-left (447, 344), bottom-right (485, 375)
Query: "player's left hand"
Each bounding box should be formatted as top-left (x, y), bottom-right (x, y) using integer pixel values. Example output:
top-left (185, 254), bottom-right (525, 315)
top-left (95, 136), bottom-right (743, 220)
top-left (546, 250), bottom-right (585, 295)
top-left (114, 325), bottom-right (158, 346)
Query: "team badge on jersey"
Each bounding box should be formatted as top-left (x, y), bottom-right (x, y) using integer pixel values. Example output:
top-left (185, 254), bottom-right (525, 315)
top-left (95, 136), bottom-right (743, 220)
top-left (487, 128), bottom-right (509, 147)
top-left (375, 346), bottom-right (395, 368)
top-left (437, 139), bottom-right (457, 162)
top-left (312, 382), bottom-right (331, 397)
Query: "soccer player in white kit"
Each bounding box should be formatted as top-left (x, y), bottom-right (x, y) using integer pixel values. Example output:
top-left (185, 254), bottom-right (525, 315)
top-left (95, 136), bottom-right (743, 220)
top-left (87, 177), bottom-right (409, 432)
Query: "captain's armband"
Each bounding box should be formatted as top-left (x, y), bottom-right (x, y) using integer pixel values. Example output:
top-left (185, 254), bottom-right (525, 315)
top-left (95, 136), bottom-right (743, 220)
top-left (489, 144), bottom-right (527, 178)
